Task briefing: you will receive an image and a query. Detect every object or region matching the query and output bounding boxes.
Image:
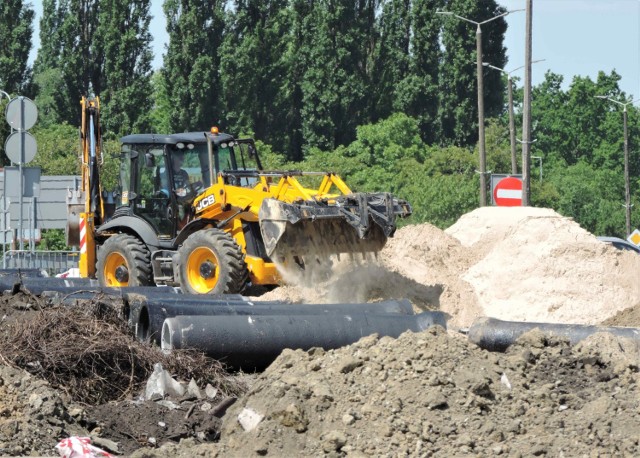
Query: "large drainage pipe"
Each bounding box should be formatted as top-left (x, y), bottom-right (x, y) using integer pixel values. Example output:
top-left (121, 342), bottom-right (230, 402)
top-left (13, 277), bottom-right (96, 295)
top-left (161, 311), bottom-right (447, 370)
top-left (132, 298), bottom-right (416, 345)
top-left (468, 317), bottom-right (640, 352)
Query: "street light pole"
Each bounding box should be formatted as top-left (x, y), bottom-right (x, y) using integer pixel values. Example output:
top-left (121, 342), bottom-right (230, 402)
top-left (484, 60), bottom-right (544, 176)
top-left (475, 24), bottom-right (487, 203)
top-left (595, 95), bottom-right (638, 236)
top-left (437, 8), bottom-right (522, 207)
top-left (522, 0), bottom-right (533, 206)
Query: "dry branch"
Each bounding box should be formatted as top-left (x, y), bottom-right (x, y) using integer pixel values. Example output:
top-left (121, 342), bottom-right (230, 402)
top-left (0, 298), bottom-right (246, 405)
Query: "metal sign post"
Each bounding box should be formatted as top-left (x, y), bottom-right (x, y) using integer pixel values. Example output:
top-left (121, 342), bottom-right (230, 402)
top-left (4, 96), bottom-right (38, 251)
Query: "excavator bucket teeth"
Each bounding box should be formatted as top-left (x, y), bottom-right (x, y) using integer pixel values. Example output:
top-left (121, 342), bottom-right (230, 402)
top-left (259, 193), bottom-right (411, 258)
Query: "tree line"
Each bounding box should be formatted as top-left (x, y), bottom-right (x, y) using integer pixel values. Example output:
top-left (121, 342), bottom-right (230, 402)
top-left (2, 0), bottom-right (507, 158)
top-left (1, 0), bottom-right (639, 238)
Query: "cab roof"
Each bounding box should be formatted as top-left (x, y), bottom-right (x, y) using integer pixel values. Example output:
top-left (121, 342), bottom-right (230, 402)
top-left (120, 131), bottom-right (235, 145)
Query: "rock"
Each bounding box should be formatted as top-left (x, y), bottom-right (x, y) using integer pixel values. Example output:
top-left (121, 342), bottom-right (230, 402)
top-left (342, 414), bottom-right (355, 425)
top-left (322, 430), bottom-right (347, 452)
top-left (238, 408), bottom-right (264, 432)
top-left (200, 402), bottom-right (213, 412)
top-left (91, 436), bottom-right (120, 454)
top-left (337, 357), bottom-right (362, 374)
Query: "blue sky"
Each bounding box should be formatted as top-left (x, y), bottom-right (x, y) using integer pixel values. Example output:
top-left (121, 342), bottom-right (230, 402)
top-left (29, 0), bottom-right (640, 98)
top-left (499, 0), bottom-right (640, 98)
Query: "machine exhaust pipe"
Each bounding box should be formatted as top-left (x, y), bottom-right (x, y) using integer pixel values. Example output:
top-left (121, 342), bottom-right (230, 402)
top-left (161, 310), bottom-right (447, 370)
top-left (468, 317), bottom-right (640, 352)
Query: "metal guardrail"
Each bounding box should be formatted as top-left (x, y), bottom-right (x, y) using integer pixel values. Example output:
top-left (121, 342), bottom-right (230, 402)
top-left (2, 250), bottom-right (79, 276)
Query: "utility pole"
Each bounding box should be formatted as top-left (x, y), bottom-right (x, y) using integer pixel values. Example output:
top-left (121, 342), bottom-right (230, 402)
top-left (521, 0), bottom-right (533, 206)
top-left (437, 8), bottom-right (523, 207)
top-left (595, 95), bottom-right (638, 236)
top-left (484, 60), bottom-right (544, 175)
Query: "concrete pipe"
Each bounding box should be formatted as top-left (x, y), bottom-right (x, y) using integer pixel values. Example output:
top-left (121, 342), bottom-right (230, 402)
top-left (161, 310), bottom-right (447, 370)
top-left (468, 317), bottom-right (640, 352)
top-left (132, 298), bottom-right (416, 345)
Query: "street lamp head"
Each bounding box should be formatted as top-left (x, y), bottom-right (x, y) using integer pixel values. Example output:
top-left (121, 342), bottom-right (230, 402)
top-left (436, 11), bottom-right (453, 15)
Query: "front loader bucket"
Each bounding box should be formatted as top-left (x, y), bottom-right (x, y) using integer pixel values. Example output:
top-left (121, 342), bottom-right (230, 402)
top-left (259, 193), bottom-right (411, 258)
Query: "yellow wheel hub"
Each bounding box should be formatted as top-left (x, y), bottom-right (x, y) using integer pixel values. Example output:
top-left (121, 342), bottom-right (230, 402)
top-left (103, 252), bottom-right (129, 287)
top-left (186, 247), bottom-right (220, 293)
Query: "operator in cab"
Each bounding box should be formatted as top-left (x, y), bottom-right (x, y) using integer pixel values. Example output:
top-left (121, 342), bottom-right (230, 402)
top-left (171, 151), bottom-right (192, 198)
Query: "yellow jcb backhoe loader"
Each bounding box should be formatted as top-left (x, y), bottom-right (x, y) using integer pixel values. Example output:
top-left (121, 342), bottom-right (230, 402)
top-left (66, 97), bottom-right (412, 293)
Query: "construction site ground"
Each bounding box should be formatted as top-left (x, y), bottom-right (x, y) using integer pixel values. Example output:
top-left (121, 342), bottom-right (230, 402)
top-left (0, 206), bottom-right (639, 456)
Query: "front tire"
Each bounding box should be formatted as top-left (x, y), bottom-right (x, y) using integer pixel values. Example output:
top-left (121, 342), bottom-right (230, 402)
top-left (96, 234), bottom-right (153, 287)
top-left (176, 229), bottom-right (249, 294)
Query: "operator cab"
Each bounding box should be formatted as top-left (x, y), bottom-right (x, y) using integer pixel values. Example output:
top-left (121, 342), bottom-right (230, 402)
top-left (115, 130), bottom-right (262, 240)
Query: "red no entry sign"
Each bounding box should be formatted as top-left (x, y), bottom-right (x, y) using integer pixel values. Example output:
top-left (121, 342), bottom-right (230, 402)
top-left (493, 176), bottom-right (523, 206)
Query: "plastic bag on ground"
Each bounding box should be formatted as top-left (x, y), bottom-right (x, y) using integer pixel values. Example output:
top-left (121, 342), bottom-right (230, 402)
top-left (56, 436), bottom-right (113, 458)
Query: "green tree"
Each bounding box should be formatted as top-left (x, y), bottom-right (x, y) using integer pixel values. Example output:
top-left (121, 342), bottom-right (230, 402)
top-left (162, 0), bottom-right (226, 131)
top-left (59, 0), bottom-right (101, 124)
top-left (376, 0), bottom-right (444, 144)
top-left (220, 0), bottom-right (291, 150)
top-left (438, 0), bottom-right (506, 147)
top-left (34, 0), bottom-right (155, 133)
top-left (32, 0), bottom-right (68, 127)
top-left (149, 71), bottom-right (171, 133)
top-left (0, 0), bottom-right (34, 94)
top-left (549, 161), bottom-right (626, 236)
top-left (372, 0), bottom-right (412, 122)
top-left (0, 0), bottom-right (34, 164)
top-left (296, 0), bottom-right (377, 153)
top-left (97, 0), bottom-right (154, 135)
top-left (31, 123), bottom-right (80, 175)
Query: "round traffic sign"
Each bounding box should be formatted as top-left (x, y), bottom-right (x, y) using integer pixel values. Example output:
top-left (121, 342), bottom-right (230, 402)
top-left (493, 176), bottom-right (523, 206)
top-left (5, 131), bottom-right (37, 164)
top-left (5, 96), bottom-right (38, 130)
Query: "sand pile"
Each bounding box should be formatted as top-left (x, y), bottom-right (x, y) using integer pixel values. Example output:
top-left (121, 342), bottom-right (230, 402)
top-left (259, 207), bottom-right (640, 327)
top-left (446, 207), bottom-right (640, 324)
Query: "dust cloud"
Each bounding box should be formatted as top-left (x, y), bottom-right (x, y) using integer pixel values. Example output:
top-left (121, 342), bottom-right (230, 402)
top-left (261, 207), bottom-right (640, 328)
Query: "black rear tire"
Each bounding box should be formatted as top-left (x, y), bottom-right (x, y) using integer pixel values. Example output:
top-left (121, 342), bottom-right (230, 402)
top-left (176, 229), bottom-right (249, 294)
top-left (96, 234), bottom-right (153, 287)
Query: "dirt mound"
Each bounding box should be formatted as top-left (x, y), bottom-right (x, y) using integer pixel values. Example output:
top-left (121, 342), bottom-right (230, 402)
top-left (379, 223), bottom-right (481, 326)
top-left (0, 291), bottom-right (249, 456)
top-left (140, 325), bottom-right (639, 457)
top-left (602, 302), bottom-right (640, 327)
top-left (0, 364), bottom-right (89, 456)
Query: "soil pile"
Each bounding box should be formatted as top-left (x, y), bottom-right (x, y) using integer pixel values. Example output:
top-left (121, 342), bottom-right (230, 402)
top-left (0, 364), bottom-right (89, 456)
top-left (140, 325), bottom-right (640, 457)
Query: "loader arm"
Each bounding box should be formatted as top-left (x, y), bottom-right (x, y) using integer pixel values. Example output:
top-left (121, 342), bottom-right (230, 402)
top-left (66, 97), bottom-right (103, 278)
